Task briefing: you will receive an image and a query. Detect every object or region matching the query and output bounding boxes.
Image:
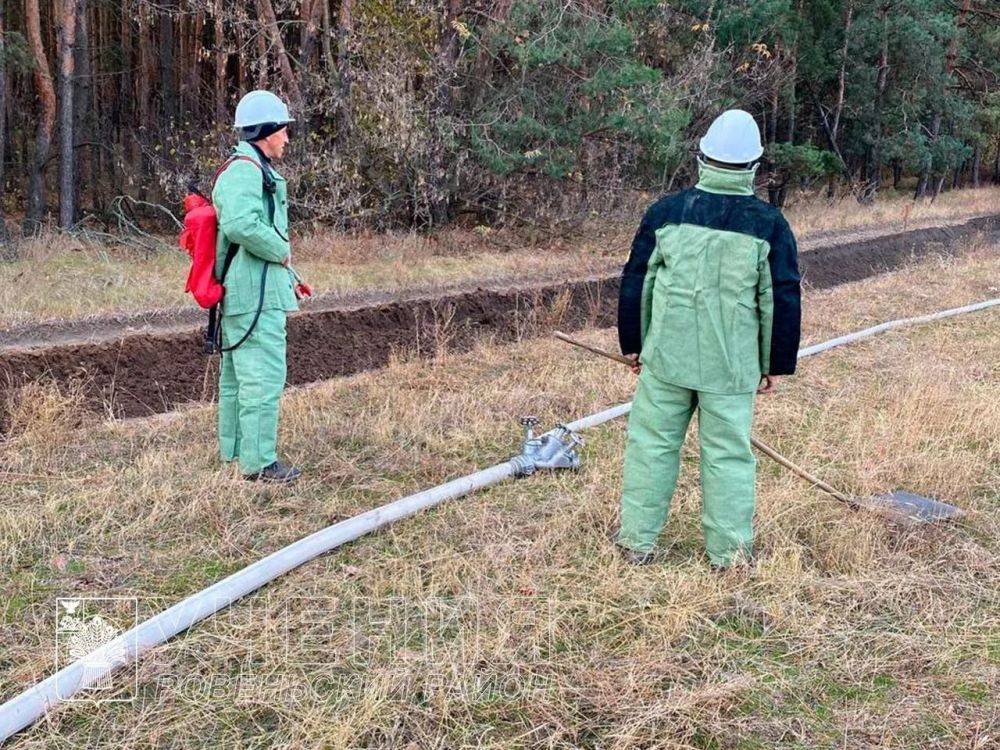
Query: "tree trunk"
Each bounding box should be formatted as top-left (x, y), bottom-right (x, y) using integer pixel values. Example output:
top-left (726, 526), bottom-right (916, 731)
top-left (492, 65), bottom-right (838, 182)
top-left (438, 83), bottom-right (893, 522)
top-left (821, 0), bottom-right (852, 198)
top-left (25, 0), bottom-right (57, 232)
top-left (73, 0), bottom-right (92, 200)
top-left (159, 1), bottom-right (177, 122)
top-left (138, 2), bottom-right (154, 198)
top-left (994, 136), bottom-right (1000, 184)
top-left (120, 5), bottom-right (137, 205)
top-left (299, 0), bottom-right (324, 71)
top-left (322, 0), bottom-right (334, 72)
top-left (336, 0), bottom-right (353, 147)
top-left (0, 0), bottom-right (10, 252)
top-left (971, 141), bottom-right (981, 188)
top-left (58, 0), bottom-right (80, 228)
top-left (830, 0), bottom-right (852, 150)
top-left (90, 0), bottom-right (105, 212)
top-left (767, 84), bottom-right (779, 147)
top-left (427, 0), bottom-right (463, 226)
top-left (766, 84), bottom-right (780, 205)
top-left (236, 24), bottom-right (246, 92)
top-left (931, 173), bottom-right (946, 201)
top-left (257, 0), bottom-right (302, 108)
top-left (918, 0), bottom-right (970, 200)
top-left (187, 10), bottom-right (204, 114)
top-left (469, 0), bottom-right (514, 111)
top-left (256, 26), bottom-right (269, 87)
top-left (214, 0), bottom-right (226, 121)
top-left (178, 8), bottom-right (186, 106)
top-left (915, 112), bottom-right (940, 199)
top-left (75, 0), bottom-right (92, 215)
top-left (786, 0), bottom-right (802, 146)
top-left (299, 0), bottom-right (313, 56)
top-left (138, 2), bottom-right (151, 130)
top-left (860, 3), bottom-right (888, 204)
top-left (786, 62), bottom-right (797, 146)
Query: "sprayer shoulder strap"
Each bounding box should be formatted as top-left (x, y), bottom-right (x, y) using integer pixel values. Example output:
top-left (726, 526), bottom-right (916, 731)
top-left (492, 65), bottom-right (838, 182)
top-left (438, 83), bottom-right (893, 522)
top-left (211, 154), bottom-right (265, 190)
top-left (212, 153), bottom-right (278, 238)
top-left (219, 243), bottom-right (240, 283)
top-left (212, 154), bottom-right (278, 284)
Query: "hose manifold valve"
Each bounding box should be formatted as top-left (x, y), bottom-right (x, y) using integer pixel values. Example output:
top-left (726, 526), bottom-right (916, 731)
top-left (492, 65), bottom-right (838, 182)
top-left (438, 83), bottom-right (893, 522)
top-left (509, 416), bottom-right (583, 477)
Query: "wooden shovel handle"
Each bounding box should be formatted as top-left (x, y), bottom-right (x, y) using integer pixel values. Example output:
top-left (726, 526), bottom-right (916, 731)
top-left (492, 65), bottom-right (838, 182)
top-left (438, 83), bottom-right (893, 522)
top-left (553, 331), bottom-right (635, 366)
top-left (552, 330), bottom-right (855, 507)
top-left (748, 437), bottom-right (854, 506)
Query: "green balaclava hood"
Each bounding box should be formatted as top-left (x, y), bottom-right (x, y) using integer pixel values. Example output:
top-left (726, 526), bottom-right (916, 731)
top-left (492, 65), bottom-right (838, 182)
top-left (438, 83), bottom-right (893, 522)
top-left (695, 157), bottom-right (758, 196)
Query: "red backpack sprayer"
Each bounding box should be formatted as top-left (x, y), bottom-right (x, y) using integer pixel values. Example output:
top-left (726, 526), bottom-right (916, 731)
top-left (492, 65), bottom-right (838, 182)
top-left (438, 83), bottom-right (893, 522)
top-left (178, 156), bottom-right (312, 354)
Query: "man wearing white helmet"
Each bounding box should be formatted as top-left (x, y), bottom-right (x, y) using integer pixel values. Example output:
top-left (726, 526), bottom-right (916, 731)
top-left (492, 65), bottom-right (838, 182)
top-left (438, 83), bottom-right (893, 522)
top-left (213, 90), bottom-right (301, 483)
top-left (614, 109), bottom-right (801, 568)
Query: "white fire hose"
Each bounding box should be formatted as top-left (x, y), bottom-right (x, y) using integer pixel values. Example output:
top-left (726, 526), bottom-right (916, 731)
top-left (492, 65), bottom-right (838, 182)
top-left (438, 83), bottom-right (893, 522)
top-left (0, 297), bottom-right (997, 743)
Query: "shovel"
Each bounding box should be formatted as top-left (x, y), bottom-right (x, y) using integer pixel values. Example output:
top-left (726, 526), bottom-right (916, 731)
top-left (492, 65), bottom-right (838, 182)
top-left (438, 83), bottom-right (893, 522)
top-left (553, 331), bottom-right (963, 525)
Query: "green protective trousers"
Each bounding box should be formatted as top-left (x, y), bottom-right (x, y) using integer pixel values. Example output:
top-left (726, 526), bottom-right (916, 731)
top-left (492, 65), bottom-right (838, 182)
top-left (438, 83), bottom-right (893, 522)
top-left (617, 369), bottom-right (757, 567)
top-left (218, 308), bottom-right (288, 475)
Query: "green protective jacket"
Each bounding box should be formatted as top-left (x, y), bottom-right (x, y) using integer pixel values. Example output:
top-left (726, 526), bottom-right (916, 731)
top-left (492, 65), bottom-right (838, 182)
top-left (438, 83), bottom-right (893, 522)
top-left (618, 160), bottom-right (801, 394)
top-left (212, 141), bottom-right (298, 317)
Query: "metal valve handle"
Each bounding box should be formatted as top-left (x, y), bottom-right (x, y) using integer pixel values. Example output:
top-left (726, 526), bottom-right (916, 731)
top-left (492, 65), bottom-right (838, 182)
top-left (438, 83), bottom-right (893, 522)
top-left (519, 415), bottom-right (539, 445)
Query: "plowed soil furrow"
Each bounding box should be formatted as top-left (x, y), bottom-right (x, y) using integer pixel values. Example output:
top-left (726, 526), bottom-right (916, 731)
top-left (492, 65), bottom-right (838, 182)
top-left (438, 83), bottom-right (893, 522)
top-left (2, 215), bottom-right (997, 421)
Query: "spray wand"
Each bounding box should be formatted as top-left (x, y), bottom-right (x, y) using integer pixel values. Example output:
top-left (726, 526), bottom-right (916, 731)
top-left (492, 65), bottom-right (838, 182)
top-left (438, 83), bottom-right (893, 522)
top-left (286, 264), bottom-right (313, 300)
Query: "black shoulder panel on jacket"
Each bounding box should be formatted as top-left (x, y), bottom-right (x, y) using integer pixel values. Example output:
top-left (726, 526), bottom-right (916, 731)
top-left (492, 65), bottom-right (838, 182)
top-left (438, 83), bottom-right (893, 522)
top-left (674, 189), bottom-right (781, 241)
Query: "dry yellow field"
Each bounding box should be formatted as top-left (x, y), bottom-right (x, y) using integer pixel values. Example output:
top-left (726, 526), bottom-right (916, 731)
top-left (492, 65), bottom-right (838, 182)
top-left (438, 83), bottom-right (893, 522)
top-left (1, 185), bottom-right (998, 331)
top-left (1, 241), bottom-right (998, 747)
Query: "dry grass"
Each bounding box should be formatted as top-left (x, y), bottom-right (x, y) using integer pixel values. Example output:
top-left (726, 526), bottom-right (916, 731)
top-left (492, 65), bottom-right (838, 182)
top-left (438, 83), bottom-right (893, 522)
top-left (784, 184), bottom-right (1000, 238)
top-left (2, 186), bottom-right (998, 331)
top-left (1, 243), bottom-right (998, 748)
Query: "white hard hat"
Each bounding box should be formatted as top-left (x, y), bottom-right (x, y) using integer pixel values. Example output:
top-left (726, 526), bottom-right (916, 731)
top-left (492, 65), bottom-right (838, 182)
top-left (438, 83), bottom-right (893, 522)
top-left (233, 90), bottom-right (295, 129)
top-left (699, 109), bottom-right (764, 164)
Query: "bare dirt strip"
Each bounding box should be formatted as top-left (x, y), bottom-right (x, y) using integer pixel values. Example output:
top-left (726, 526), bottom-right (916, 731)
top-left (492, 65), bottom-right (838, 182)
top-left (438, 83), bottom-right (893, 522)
top-left (2, 215), bottom-right (997, 422)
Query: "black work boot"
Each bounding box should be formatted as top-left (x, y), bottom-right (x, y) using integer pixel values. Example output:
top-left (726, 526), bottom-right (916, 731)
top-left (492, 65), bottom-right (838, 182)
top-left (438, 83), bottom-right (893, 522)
top-left (615, 542), bottom-right (661, 566)
top-left (244, 460), bottom-right (302, 484)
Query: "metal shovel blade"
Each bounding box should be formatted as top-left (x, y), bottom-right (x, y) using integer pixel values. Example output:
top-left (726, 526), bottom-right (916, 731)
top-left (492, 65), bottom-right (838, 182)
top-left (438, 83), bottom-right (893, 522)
top-left (860, 490), bottom-right (964, 525)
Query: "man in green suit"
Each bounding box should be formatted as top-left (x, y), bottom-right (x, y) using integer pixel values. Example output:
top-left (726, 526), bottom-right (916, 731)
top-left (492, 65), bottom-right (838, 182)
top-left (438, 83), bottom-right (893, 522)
top-left (616, 110), bottom-right (802, 568)
top-left (213, 90), bottom-right (301, 483)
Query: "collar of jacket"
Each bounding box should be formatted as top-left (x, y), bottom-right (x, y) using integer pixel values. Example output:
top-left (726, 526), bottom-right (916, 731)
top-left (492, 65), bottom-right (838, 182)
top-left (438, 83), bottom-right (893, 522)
top-left (235, 140), bottom-right (271, 165)
top-left (695, 158), bottom-right (758, 196)
top-left (234, 140), bottom-right (284, 182)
